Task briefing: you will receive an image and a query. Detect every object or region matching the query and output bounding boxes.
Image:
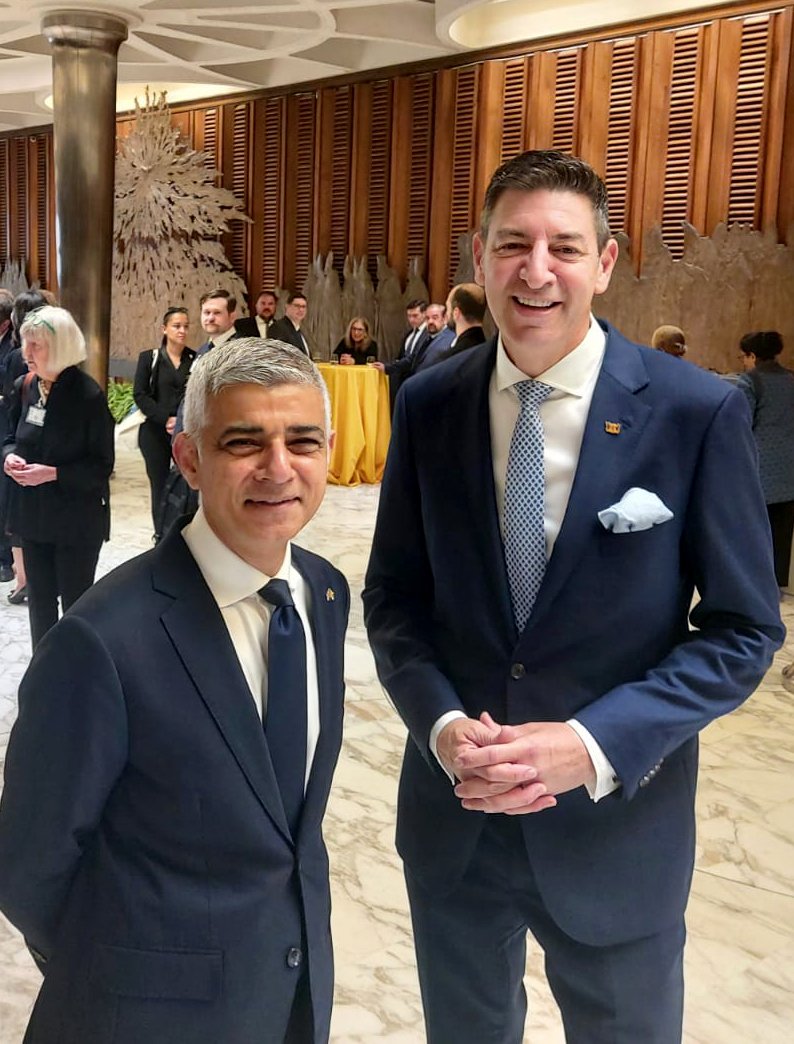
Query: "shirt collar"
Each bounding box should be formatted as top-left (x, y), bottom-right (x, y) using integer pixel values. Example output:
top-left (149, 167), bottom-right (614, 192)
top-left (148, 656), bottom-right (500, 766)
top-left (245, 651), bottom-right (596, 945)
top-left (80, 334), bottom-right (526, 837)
top-left (496, 317), bottom-right (606, 398)
top-left (211, 326), bottom-right (236, 349)
top-left (182, 506), bottom-right (293, 608)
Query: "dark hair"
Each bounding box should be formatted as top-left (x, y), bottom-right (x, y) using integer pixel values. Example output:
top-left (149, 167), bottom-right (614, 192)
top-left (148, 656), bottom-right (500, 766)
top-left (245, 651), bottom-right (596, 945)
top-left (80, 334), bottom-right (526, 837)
top-left (0, 288), bottom-right (13, 324)
top-left (160, 306), bottom-right (188, 349)
top-left (257, 289), bottom-right (277, 302)
top-left (449, 284), bottom-right (486, 324)
top-left (480, 150), bottom-right (611, 249)
top-left (199, 288), bottom-right (236, 312)
top-left (287, 292), bottom-right (307, 306)
top-left (740, 331), bottom-right (783, 361)
top-left (406, 299), bottom-right (427, 312)
top-left (11, 290), bottom-right (47, 345)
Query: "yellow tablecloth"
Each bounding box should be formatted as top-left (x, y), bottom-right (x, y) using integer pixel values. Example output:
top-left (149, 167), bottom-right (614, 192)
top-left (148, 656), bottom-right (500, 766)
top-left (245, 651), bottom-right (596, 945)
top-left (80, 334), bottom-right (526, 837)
top-left (317, 363), bottom-right (391, 486)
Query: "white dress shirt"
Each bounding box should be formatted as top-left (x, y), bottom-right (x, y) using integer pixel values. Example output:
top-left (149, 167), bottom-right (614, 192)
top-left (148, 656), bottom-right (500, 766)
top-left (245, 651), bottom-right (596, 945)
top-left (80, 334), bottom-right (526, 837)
top-left (430, 318), bottom-right (619, 801)
top-left (209, 326), bottom-right (237, 351)
top-left (182, 507), bottom-right (320, 791)
top-left (256, 315), bottom-right (269, 337)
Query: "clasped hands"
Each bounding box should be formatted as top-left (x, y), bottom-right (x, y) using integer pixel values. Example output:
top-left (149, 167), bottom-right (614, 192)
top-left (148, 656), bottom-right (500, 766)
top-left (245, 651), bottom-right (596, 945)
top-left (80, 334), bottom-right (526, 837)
top-left (4, 454), bottom-right (57, 487)
top-left (436, 712), bottom-right (597, 815)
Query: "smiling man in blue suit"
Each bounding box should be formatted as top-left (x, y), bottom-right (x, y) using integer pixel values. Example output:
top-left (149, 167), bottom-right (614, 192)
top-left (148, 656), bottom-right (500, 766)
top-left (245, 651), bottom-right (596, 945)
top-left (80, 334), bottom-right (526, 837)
top-left (0, 338), bottom-right (349, 1043)
top-left (363, 151), bottom-right (784, 1043)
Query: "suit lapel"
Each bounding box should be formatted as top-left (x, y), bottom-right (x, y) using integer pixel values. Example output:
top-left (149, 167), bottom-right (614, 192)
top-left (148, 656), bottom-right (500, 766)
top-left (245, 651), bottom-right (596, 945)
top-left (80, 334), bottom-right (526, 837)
top-left (451, 341), bottom-right (517, 649)
top-left (525, 330), bottom-right (653, 633)
top-left (153, 528), bottom-right (292, 844)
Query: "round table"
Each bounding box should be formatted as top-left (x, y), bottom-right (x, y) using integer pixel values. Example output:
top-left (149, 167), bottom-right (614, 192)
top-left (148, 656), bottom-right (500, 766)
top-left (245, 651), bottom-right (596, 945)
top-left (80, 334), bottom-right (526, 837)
top-left (317, 363), bottom-right (391, 486)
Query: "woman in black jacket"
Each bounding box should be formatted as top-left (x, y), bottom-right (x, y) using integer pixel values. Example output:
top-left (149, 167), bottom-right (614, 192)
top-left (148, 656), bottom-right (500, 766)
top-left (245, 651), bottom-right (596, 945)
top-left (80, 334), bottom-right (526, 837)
top-left (2, 305), bottom-right (114, 648)
top-left (133, 306), bottom-right (195, 535)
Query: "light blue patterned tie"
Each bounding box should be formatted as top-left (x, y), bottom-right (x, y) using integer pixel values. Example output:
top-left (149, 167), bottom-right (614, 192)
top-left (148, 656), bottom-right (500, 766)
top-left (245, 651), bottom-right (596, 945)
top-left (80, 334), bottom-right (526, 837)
top-left (504, 379), bottom-right (553, 632)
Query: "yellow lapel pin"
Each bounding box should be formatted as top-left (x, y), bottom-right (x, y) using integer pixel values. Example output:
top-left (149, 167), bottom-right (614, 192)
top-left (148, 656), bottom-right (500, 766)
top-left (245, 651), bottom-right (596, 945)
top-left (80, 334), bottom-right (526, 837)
top-left (326, 587), bottom-right (335, 602)
top-left (604, 421), bottom-right (622, 435)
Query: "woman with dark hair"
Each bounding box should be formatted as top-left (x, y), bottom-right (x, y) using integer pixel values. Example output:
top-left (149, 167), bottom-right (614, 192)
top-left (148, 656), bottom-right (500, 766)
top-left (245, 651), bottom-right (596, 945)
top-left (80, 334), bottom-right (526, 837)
top-left (0, 289), bottom-right (47, 604)
top-left (3, 306), bottom-right (114, 648)
top-left (739, 331), bottom-right (794, 592)
top-left (333, 316), bottom-right (377, 365)
top-left (133, 307), bottom-right (195, 536)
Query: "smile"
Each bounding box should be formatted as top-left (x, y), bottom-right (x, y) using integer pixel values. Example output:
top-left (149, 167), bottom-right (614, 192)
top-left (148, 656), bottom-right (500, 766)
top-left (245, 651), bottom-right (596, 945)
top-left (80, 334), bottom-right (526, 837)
top-left (514, 297), bottom-right (559, 310)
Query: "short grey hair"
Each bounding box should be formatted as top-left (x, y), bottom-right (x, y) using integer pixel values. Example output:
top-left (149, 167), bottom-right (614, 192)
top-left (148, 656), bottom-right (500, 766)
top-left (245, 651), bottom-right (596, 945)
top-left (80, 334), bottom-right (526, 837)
top-left (19, 305), bottom-right (86, 373)
top-left (182, 337), bottom-right (332, 438)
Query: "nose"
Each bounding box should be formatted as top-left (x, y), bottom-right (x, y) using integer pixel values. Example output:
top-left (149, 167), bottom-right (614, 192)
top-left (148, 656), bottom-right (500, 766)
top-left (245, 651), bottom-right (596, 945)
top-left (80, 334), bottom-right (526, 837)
top-left (519, 243), bottom-right (553, 290)
top-left (256, 441), bottom-right (294, 483)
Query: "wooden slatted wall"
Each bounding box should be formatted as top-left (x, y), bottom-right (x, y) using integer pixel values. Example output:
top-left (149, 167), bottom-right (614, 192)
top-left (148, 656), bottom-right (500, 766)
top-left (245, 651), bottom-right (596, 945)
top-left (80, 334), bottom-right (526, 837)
top-left (5, 2), bottom-right (794, 303)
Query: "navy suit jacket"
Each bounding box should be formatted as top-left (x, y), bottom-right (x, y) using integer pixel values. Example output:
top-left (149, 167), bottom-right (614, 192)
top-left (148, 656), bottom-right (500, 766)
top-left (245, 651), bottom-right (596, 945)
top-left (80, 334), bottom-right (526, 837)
top-left (363, 324), bottom-right (783, 946)
top-left (0, 524), bottom-right (349, 1044)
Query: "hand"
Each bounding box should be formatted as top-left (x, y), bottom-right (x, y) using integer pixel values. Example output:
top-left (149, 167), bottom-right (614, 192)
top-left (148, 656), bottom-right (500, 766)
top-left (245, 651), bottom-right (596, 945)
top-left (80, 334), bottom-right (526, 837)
top-left (339, 353), bottom-right (354, 366)
top-left (371, 362), bottom-right (385, 372)
top-left (453, 714), bottom-right (596, 815)
top-left (4, 453), bottom-right (28, 481)
top-left (165, 416), bottom-right (176, 435)
top-left (8, 462), bottom-right (57, 487)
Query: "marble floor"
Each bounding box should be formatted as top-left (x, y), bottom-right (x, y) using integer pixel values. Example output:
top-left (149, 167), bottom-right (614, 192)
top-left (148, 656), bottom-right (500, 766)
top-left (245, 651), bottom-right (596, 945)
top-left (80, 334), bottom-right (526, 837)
top-left (1, 434), bottom-right (793, 1042)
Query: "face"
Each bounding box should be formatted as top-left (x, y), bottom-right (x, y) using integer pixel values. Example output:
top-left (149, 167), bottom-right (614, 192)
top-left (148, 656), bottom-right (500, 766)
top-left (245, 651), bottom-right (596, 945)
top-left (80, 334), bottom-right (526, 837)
top-left (286, 298), bottom-right (307, 325)
top-left (473, 188), bottom-right (617, 372)
top-left (163, 312), bottom-right (189, 346)
top-left (445, 292), bottom-right (457, 330)
top-left (22, 332), bottom-right (55, 381)
top-left (173, 383), bottom-right (333, 575)
top-left (741, 351), bottom-right (756, 371)
top-left (425, 306), bottom-right (446, 335)
top-left (349, 321), bottom-right (366, 344)
top-left (256, 293), bottom-right (276, 320)
top-left (201, 297), bottom-right (234, 337)
top-left (406, 307), bottom-right (424, 330)
top-left (663, 337), bottom-right (686, 357)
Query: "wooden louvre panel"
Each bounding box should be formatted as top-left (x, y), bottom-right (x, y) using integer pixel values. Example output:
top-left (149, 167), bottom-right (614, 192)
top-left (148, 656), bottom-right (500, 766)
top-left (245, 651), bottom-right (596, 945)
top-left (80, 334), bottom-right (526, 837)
top-left (501, 57), bottom-right (529, 160)
top-left (406, 73), bottom-right (434, 267)
top-left (727, 15), bottom-right (772, 227)
top-left (329, 86), bottom-right (353, 274)
top-left (552, 48), bottom-right (582, 153)
top-left (229, 102), bottom-right (251, 279)
top-left (261, 98), bottom-right (285, 292)
top-left (292, 93), bottom-right (317, 290)
top-left (447, 66), bottom-right (480, 286)
top-left (366, 80), bottom-right (392, 278)
top-left (200, 108), bottom-right (219, 174)
top-left (12, 137), bottom-right (28, 269)
top-left (603, 38), bottom-right (639, 237)
top-left (34, 135), bottom-right (49, 287)
top-left (0, 139), bottom-right (9, 268)
top-left (660, 27), bottom-right (702, 259)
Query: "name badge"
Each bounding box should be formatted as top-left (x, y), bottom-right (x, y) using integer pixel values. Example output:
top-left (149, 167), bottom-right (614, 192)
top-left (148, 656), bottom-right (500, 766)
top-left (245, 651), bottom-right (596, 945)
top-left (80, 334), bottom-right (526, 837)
top-left (26, 404), bottom-right (46, 427)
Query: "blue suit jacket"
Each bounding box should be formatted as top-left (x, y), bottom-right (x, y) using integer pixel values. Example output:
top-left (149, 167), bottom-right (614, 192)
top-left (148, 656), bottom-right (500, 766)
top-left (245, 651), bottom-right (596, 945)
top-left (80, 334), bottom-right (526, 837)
top-left (0, 523), bottom-right (349, 1044)
top-left (363, 324), bottom-right (783, 946)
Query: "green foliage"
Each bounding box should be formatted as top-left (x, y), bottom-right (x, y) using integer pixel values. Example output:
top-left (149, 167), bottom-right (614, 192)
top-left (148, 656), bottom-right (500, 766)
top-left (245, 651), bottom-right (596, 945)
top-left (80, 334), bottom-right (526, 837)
top-left (107, 380), bottom-right (136, 423)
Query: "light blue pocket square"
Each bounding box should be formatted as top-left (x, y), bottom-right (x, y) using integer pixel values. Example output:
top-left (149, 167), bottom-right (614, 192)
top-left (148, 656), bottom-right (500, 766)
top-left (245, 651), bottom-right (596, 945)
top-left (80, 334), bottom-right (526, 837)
top-left (598, 488), bottom-right (674, 533)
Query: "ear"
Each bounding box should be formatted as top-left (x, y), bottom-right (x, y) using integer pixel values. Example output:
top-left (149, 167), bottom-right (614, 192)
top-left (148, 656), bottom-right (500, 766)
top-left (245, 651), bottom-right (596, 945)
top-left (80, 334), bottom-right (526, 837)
top-left (594, 238), bottom-right (619, 296)
top-left (473, 232), bottom-right (485, 287)
top-left (171, 432), bottom-right (201, 491)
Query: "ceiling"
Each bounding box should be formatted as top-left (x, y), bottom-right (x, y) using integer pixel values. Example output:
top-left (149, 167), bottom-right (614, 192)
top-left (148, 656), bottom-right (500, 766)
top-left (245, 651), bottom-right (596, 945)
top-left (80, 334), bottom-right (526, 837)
top-left (0, 0), bottom-right (735, 132)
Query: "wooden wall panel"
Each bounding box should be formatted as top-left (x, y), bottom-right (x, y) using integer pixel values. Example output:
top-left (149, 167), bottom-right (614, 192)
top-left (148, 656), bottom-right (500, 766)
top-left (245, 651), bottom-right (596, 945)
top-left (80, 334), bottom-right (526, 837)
top-left (253, 96), bottom-right (285, 294)
top-left (222, 101), bottom-right (252, 283)
top-left (282, 92), bottom-right (317, 292)
top-left (0, 139), bottom-right (8, 268)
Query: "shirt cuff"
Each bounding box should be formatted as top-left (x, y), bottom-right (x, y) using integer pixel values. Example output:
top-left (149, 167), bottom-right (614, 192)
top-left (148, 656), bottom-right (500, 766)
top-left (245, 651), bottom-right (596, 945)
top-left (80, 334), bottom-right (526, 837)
top-left (429, 710), bottom-right (467, 783)
top-left (566, 719), bottom-right (621, 802)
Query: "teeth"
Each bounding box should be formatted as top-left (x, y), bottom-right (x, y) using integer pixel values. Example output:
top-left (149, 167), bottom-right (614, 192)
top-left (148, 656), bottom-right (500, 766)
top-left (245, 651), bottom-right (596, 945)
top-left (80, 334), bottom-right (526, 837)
top-left (516, 297), bottom-right (555, 308)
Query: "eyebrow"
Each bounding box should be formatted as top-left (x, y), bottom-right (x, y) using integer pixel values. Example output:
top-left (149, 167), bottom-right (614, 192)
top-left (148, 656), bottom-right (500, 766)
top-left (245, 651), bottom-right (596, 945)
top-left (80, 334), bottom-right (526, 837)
top-left (493, 228), bottom-right (587, 243)
top-left (218, 423), bottom-right (325, 439)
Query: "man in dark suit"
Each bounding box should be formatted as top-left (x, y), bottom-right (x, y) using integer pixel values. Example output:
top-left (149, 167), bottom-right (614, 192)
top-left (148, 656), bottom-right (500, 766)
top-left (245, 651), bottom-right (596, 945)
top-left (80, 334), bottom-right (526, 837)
top-left (235, 290), bottom-right (278, 339)
top-left (0, 338), bottom-right (349, 1044)
top-left (363, 151), bottom-right (783, 1043)
top-left (435, 282), bottom-right (487, 362)
top-left (373, 303), bottom-right (453, 383)
top-left (269, 293), bottom-right (310, 355)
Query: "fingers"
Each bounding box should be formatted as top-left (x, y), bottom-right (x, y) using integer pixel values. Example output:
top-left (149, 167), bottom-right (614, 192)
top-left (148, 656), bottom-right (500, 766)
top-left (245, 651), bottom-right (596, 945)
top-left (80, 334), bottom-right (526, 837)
top-left (458, 781), bottom-right (557, 815)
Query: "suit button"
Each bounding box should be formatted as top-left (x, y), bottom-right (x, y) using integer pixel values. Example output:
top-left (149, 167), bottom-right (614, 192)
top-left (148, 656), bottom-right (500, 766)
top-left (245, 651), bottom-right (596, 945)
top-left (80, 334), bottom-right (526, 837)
top-left (286, 947), bottom-right (302, 969)
top-left (510, 663), bottom-right (526, 680)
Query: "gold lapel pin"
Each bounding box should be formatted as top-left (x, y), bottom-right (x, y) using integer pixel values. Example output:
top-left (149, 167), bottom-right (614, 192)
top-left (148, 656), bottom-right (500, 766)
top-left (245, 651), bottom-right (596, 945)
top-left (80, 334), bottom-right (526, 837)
top-left (604, 421), bottom-right (622, 435)
top-left (326, 587), bottom-right (335, 602)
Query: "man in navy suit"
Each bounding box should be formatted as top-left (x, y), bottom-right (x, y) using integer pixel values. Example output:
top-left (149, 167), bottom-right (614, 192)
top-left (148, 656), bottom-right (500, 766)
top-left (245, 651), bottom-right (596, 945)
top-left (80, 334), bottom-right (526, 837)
top-left (0, 339), bottom-right (349, 1043)
top-left (363, 151), bottom-right (783, 1043)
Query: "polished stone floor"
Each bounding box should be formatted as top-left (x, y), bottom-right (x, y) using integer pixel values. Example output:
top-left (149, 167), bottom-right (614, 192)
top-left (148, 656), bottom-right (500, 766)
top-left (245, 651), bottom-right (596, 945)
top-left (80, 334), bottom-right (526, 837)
top-left (0, 435), bottom-right (793, 1042)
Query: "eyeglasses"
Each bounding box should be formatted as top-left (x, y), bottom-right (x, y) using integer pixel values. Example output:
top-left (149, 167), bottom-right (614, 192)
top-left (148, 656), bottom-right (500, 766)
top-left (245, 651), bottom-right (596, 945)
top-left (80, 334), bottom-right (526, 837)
top-left (25, 309), bottom-right (55, 334)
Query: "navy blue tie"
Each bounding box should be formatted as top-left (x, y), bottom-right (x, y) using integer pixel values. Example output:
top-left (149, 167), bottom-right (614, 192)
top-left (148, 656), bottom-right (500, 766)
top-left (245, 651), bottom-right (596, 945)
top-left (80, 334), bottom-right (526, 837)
top-left (260, 579), bottom-right (307, 837)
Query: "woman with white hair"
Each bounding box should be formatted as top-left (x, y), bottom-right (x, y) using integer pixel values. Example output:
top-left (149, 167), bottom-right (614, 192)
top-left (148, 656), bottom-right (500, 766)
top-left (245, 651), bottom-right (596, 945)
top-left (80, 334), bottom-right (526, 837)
top-left (2, 305), bottom-right (114, 648)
